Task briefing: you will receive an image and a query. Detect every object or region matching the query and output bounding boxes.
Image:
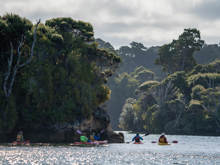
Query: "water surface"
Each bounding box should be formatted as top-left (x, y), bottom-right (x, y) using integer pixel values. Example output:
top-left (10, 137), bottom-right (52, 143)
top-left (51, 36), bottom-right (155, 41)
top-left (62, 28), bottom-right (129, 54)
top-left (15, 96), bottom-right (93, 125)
top-left (0, 132), bottom-right (220, 164)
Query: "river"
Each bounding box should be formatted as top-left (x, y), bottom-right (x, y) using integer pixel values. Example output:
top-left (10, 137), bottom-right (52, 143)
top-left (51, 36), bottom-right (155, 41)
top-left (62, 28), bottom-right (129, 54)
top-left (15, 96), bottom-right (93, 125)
top-left (0, 132), bottom-right (220, 164)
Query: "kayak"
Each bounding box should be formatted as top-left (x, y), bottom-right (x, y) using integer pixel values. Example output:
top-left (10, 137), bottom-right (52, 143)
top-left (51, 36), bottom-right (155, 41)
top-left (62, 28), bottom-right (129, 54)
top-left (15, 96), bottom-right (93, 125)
top-left (72, 140), bottom-right (108, 146)
top-left (158, 142), bottom-right (170, 145)
top-left (11, 141), bottom-right (30, 146)
top-left (134, 141), bottom-right (143, 144)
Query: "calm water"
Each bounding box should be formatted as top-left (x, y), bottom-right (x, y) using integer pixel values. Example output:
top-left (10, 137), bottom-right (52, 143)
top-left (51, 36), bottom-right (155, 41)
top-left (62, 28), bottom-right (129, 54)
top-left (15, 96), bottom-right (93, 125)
top-left (0, 132), bottom-right (220, 165)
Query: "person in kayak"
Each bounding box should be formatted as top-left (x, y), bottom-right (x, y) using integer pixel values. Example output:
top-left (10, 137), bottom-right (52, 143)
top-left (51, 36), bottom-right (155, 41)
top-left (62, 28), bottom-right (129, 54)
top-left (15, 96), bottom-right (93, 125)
top-left (16, 131), bottom-right (24, 143)
top-left (132, 133), bottom-right (143, 143)
top-left (80, 135), bottom-right (88, 143)
top-left (158, 133), bottom-right (168, 144)
top-left (89, 132), bottom-right (96, 142)
top-left (94, 133), bottom-right (101, 141)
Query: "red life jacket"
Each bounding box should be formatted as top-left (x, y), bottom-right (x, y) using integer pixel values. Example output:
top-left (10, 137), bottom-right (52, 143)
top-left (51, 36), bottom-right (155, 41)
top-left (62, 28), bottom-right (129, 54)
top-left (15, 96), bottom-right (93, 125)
top-left (135, 137), bottom-right (140, 142)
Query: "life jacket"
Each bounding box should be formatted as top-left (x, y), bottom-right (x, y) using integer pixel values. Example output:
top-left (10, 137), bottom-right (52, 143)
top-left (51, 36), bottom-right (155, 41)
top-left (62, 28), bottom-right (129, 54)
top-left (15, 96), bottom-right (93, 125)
top-left (80, 136), bottom-right (88, 142)
top-left (135, 136), bottom-right (140, 142)
top-left (94, 135), bottom-right (100, 141)
top-left (16, 134), bottom-right (23, 142)
top-left (90, 135), bottom-right (95, 141)
top-left (159, 136), bottom-right (167, 143)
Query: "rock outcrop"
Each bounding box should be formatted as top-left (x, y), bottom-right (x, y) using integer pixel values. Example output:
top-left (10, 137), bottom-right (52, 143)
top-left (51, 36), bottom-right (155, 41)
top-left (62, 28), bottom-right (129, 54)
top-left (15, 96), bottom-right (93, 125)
top-left (23, 106), bottom-right (124, 143)
top-left (74, 107), bottom-right (124, 143)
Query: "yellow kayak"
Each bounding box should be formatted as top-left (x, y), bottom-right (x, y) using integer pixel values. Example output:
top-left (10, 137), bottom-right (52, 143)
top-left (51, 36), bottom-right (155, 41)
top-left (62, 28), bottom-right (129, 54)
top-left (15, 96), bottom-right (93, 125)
top-left (158, 142), bottom-right (170, 145)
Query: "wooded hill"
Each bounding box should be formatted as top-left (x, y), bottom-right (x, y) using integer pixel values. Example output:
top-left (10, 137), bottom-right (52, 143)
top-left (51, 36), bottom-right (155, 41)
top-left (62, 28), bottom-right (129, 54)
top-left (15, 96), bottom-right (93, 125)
top-left (97, 30), bottom-right (220, 135)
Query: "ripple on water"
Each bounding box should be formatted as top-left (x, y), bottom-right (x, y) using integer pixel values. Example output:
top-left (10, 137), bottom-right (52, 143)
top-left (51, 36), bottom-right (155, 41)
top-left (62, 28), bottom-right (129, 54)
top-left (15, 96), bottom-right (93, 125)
top-left (0, 134), bottom-right (220, 164)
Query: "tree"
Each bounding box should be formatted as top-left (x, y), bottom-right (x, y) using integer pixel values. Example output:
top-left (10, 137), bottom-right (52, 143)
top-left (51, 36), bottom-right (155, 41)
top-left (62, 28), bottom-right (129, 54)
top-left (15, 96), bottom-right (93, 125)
top-left (3, 19), bottom-right (40, 98)
top-left (0, 15), bottom-right (121, 140)
top-left (0, 14), bottom-right (40, 98)
top-left (155, 28), bottom-right (204, 73)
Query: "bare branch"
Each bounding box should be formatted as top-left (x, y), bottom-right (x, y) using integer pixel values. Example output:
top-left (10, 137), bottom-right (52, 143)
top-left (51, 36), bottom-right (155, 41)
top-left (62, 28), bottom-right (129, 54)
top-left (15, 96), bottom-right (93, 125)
top-left (16, 35), bottom-right (24, 66)
top-left (3, 42), bottom-right (14, 97)
top-left (19, 19), bottom-right (40, 68)
top-left (3, 19), bottom-right (41, 98)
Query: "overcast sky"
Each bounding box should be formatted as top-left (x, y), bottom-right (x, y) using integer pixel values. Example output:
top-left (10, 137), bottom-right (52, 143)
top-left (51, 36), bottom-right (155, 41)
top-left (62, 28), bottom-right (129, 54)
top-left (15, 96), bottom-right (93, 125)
top-left (1, 0), bottom-right (220, 48)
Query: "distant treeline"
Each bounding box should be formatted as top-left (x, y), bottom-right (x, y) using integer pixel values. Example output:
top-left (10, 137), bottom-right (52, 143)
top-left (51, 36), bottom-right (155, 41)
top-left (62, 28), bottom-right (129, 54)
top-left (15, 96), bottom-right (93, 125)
top-left (98, 29), bottom-right (220, 135)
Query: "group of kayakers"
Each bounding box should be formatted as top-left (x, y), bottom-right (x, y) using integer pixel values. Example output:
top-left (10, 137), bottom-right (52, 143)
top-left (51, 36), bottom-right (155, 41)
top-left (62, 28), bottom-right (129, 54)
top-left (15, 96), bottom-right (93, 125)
top-left (80, 133), bottom-right (101, 143)
top-left (14, 130), bottom-right (168, 144)
top-left (132, 132), bottom-right (168, 144)
top-left (77, 130), bottom-right (103, 143)
top-left (13, 129), bottom-right (104, 144)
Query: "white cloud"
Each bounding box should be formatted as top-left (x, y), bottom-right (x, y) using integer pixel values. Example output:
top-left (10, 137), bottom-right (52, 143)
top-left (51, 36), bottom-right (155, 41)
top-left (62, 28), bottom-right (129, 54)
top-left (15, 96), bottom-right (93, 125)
top-left (0, 0), bottom-right (220, 48)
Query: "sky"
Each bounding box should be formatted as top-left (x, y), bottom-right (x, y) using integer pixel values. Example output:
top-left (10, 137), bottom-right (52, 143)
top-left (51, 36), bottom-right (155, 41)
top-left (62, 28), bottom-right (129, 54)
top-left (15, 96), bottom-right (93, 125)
top-left (1, 0), bottom-right (220, 48)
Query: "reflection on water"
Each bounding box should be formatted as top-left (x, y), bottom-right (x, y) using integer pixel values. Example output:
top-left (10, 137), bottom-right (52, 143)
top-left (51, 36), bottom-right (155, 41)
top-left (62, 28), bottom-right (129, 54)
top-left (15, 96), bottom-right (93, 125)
top-left (0, 132), bottom-right (220, 165)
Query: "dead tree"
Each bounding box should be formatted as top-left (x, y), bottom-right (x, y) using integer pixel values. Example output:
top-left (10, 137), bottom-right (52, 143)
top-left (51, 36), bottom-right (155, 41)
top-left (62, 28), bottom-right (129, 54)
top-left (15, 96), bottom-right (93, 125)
top-left (3, 20), bottom-right (40, 98)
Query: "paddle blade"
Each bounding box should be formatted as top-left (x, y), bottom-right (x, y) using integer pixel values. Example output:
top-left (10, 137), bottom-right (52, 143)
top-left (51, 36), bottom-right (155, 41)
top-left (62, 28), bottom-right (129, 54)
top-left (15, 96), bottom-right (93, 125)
top-left (144, 132), bottom-right (149, 136)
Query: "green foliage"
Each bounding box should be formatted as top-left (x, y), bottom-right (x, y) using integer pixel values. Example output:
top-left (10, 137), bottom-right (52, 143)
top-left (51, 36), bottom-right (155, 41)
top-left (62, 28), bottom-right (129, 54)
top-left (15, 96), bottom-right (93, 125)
top-left (187, 73), bottom-right (220, 88)
top-left (156, 28), bottom-right (204, 73)
top-left (0, 14), bottom-right (120, 137)
top-left (45, 17), bottom-right (94, 41)
top-left (1, 13), bottom-right (32, 43)
top-left (107, 66), bottom-right (155, 128)
top-left (190, 59), bottom-right (220, 75)
top-left (191, 85), bottom-right (205, 100)
top-left (96, 38), bottom-right (116, 54)
top-left (118, 98), bottom-right (136, 130)
top-left (133, 69), bottom-right (154, 82)
top-left (139, 81), bottom-right (160, 91)
top-left (120, 35), bottom-right (220, 134)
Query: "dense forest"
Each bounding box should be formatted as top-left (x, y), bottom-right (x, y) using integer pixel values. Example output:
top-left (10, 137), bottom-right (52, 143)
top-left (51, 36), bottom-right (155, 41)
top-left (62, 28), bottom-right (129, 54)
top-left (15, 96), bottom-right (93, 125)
top-left (101, 29), bottom-right (220, 135)
top-left (0, 14), bottom-right (121, 142)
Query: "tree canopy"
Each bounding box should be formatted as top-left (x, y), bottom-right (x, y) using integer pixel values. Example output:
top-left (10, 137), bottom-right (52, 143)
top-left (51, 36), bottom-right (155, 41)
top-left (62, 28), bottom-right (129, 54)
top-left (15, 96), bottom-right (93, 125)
top-left (155, 28), bottom-right (204, 74)
top-left (0, 14), bottom-right (120, 141)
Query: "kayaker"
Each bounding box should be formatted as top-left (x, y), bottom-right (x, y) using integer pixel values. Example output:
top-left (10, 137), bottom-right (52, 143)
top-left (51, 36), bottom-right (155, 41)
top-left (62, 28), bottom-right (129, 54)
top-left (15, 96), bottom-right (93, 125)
top-left (80, 135), bottom-right (88, 143)
top-left (16, 131), bottom-right (24, 143)
top-left (89, 132), bottom-right (95, 142)
top-left (94, 133), bottom-right (101, 141)
top-left (158, 133), bottom-right (168, 144)
top-left (132, 133), bottom-right (143, 143)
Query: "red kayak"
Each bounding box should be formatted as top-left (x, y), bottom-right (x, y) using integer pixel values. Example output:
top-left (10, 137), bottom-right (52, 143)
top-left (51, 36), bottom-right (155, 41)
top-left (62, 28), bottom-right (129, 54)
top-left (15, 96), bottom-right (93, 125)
top-left (134, 141), bottom-right (143, 144)
top-left (12, 140), bottom-right (30, 146)
top-left (72, 140), bottom-right (108, 146)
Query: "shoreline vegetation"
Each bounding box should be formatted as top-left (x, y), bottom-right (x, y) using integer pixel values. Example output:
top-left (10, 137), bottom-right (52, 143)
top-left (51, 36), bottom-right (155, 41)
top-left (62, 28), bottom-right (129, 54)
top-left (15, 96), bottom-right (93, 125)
top-left (0, 13), bottom-right (123, 143)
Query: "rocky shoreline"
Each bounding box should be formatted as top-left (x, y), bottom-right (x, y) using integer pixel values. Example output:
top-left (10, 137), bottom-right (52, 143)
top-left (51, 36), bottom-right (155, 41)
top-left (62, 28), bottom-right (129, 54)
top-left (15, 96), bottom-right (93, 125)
top-left (2, 107), bottom-right (124, 144)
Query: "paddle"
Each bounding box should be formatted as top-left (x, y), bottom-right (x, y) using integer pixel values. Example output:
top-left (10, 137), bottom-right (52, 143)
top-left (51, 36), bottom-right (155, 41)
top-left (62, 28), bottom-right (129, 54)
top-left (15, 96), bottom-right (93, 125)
top-left (126, 132), bottom-right (149, 144)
